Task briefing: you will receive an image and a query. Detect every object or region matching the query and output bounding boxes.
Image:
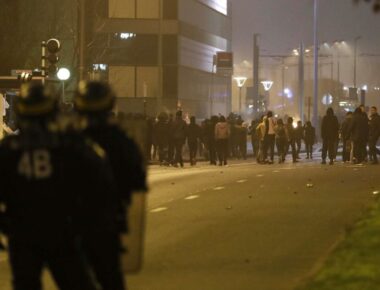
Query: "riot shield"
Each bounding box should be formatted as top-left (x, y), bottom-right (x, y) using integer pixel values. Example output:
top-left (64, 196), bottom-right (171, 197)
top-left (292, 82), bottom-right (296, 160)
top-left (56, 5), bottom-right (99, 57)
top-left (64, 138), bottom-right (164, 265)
top-left (119, 118), bottom-right (148, 274)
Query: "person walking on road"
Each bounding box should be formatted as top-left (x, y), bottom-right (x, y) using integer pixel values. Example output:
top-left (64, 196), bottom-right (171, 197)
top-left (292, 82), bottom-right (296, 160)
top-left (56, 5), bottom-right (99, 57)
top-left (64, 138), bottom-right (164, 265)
top-left (340, 112), bottom-right (353, 162)
top-left (285, 117), bottom-right (297, 163)
top-left (321, 108), bottom-right (339, 165)
top-left (304, 121), bottom-right (316, 159)
top-left (171, 111), bottom-right (187, 167)
top-left (187, 116), bottom-right (202, 166)
top-left (294, 121), bottom-right (304, 159)
top-left (263, 111), bottom-right (276, 164)
top-left (256, 116), bottom-right (266, 164)
top-left (350, 107), bottom-right (369, 164)
top-left (155, 112), bottom-right (170, 165)
top-left (368, 106), bottom-right (380, 164)
top-left (215, 115), bottom-right (230, 166)
top-left (275, 119), bottom-right (287, 163)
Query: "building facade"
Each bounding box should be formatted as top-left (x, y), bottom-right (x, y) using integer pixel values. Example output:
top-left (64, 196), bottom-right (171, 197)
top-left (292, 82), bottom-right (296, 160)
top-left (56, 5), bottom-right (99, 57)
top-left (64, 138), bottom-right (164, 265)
top-left (86, 0), bottom-right (232, 118)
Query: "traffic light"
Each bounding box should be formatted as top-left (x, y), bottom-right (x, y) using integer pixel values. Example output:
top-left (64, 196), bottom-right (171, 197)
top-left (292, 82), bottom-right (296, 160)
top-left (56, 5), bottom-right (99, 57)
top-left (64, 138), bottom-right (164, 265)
top-left (45, 38), bottom-right (61, 77)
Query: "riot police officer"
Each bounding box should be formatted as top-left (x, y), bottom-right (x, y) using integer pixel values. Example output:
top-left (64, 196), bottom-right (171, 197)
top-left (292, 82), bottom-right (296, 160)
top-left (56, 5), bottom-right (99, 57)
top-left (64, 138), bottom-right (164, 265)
top-left (74, 81), bottom-right (147, 290)
top-left (0, 83), bottom-right (115, 290)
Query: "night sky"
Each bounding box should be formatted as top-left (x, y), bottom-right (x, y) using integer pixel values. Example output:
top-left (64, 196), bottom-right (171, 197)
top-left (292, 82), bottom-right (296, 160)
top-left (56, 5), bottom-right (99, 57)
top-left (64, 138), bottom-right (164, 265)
top-left (231, 0), bottom-right (380, 108)
top-left (232, 0), bottom-right (380, 61)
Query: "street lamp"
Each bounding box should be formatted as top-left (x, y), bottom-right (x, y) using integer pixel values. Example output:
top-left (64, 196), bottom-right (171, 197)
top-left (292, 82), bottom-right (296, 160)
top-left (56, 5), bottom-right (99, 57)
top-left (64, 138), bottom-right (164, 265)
top-left (234, 77), bottom-right (247, 114)
top-left (354, 36), bottom-right (362, 89)
top-left (57, 68), bottom-right (71, 102)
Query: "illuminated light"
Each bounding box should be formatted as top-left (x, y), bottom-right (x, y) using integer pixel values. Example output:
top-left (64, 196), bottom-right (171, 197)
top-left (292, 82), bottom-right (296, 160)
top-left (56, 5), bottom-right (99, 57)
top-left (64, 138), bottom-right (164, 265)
top-left (343, 86), bottom-right (349, 91)
top-left (234, 77), bottom-right (247, 88)
top-left (57, 68), bottom-right (70, 81)
top-left (322, 94), bottom-right (333, 105)
top-left (93, 64), bottom-right (108, 71)
top-left (284, 88), bottom-right (293, 98)
top-left (305, 49), bottom-right (311, 53)
top-left (362, 85), bottom-right (368, 91)
top-left (248, 105), bottom-right (254, 109)
top-left (292, 121), bottom-right (298, 128)
top-left (119, 32), bottom-right (136, 40)
top-left (261, 80), bottom-right (274, 91)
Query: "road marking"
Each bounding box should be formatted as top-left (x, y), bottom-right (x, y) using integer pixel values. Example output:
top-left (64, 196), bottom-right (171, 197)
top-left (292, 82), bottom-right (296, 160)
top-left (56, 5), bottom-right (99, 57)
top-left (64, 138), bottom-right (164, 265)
top-left (256, 174), bottom-right (264, 177)
top-left (237, 179), bottom-right (247, 183)
top-left (272, 170), bottom-right (280, 173)
top-left (185, 195), bottom-right (200, 200)
top-left (214, 186), bottom-right (225, 191)
top-left (150, 207), bottom-right (168, 213)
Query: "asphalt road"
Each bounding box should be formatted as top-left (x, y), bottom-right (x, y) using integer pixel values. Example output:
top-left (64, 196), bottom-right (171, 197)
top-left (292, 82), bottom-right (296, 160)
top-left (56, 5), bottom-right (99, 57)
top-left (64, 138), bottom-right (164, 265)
top-left (0, 158), bottom-right (379, 290)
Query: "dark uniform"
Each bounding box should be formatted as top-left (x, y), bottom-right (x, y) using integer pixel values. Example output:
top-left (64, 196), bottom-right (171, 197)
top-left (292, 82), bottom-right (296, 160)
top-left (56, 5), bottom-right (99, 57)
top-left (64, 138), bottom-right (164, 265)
top-left (0, 84), bottom-right (114, 290)
top-left (74, 81), bottom-right (147, 290)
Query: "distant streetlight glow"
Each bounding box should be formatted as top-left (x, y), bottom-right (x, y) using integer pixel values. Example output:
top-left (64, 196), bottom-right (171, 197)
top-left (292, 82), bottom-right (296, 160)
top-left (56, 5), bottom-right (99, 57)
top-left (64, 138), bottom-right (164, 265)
top-left (234, 77), bottom-right (247, 114)
top-left (284, 88), bottom-right (293, 99)
top-left (234, 77), bottom-right (247, 88)
top-left (57, 68), bottom-right (70, 103)
top-left (362, 85), bottom-right (368, 91)
top-left (261, 81), bottom-right (274, 91)
top-left (57, 68), bottom-right (70, 81)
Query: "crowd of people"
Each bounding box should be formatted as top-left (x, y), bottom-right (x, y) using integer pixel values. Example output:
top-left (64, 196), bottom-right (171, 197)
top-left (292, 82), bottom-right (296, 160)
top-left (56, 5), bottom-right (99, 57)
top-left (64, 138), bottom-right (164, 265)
top-left (146, 104), bottom-right (380, 167)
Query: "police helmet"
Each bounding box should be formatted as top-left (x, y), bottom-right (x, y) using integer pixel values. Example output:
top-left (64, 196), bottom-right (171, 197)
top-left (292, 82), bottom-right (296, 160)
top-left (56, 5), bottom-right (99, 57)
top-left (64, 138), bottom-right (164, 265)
top-left (15, 83), bottom-right (57, 118)
top-left (74, 81), bottom-right (115, 113)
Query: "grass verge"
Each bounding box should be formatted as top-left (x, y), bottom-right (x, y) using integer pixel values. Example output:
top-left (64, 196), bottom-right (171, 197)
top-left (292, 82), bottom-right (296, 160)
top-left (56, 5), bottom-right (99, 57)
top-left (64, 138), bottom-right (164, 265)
top-left (296, 199), bottom-right (380, 290)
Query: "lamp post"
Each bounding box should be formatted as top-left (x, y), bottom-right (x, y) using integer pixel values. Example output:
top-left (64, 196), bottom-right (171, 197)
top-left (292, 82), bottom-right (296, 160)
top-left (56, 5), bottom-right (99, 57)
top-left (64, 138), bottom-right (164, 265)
top-left (234, 77), bottom-right (247, 114)
top-left (354, 36), bottom-right (361, 89)
top-left (313, 0), bottom-right (319, 130)
top-left (261, 80), bottom-right (273, 112)
top-left (57, 68), bottom-right (71, 103)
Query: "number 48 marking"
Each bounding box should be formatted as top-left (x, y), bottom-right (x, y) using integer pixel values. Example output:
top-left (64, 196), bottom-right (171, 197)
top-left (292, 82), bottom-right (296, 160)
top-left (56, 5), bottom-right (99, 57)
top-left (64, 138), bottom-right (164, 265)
top-left (18, 150), bottom-right (53, 179)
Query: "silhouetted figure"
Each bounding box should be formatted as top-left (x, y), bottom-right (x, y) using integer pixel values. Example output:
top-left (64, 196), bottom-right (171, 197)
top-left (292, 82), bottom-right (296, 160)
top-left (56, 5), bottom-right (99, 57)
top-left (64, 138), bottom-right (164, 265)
top-left (321, 108), bottom-right (339, 165)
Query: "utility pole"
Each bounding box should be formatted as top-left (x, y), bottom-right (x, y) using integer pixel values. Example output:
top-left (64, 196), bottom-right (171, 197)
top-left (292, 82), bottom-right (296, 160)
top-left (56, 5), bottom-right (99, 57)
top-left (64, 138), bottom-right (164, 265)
top-left (298, 42), bottom-right (304, 123)
top-left (253, 34), bottom-right (260, 118)
top-left (158, 0), bottom-right (163, 114)
top-left (354, 36), bottom-right (361, 89)
top-left (78, 0), bottom-right (86, 81)
top-left (313, 0), bottom-right (319, 131)
top-left (282, 59), bottom-right (285, 115)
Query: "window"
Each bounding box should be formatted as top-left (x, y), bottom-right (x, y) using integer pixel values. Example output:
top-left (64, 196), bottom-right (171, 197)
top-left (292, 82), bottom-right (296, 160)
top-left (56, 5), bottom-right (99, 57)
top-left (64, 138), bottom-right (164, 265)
top-left (109, 66), bottom-right (135, 97)
top-left (108, 0), bottom-right (160, 19)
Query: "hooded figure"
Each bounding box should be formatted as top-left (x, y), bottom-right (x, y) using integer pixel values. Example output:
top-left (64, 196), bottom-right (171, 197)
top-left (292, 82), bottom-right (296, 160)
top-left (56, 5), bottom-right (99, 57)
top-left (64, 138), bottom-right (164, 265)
top-left (321, 107), bottom-right (339, 165)
top-left (350, 107), bottom-right (369, 163)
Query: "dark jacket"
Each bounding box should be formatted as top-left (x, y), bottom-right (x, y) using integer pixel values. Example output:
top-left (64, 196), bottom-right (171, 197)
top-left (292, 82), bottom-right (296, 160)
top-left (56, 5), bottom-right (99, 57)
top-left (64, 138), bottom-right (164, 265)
top-left (187, 123), bottom-right (201, 144)
top-left (321, 113), bottom-right (339, 141)
top-left (369, 113), bottom-right (380, 140)
top-left (285, 124), bottom-right (295, 142)
top-left (350, 112), bottom-right (369, 142)
top-left (171, 118), bottom-right (187, 141)
top-left (294, 126), bottom-right (304, 140)
top-left (340, 117), bottom-right (353, 141)
top-left (155, 120), bottom-right (170, 146)
top-left (304, 126), bottom-right (316, 144)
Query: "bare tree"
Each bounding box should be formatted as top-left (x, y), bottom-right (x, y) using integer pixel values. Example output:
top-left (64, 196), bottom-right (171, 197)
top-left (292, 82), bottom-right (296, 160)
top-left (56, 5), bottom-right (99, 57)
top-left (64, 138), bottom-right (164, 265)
top-left (0, 0), bottom-right (77, 75)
